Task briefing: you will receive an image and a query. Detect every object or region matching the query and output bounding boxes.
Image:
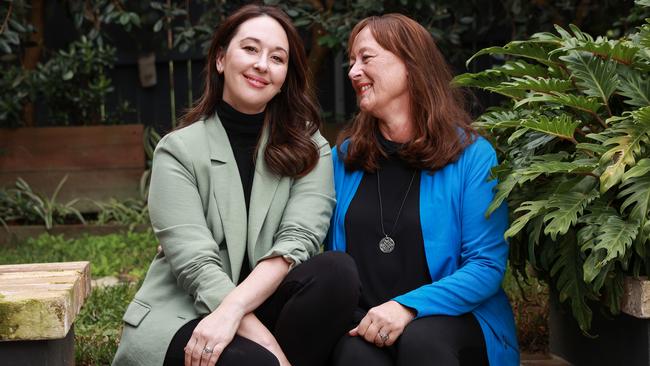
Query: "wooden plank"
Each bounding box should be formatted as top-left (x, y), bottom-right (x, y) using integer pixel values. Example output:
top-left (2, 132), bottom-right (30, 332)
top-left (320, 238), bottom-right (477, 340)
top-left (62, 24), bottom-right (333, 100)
top-left (0, 125), bottom-right (145, 170)
top-left (0, 262), bottom-right (91, 341)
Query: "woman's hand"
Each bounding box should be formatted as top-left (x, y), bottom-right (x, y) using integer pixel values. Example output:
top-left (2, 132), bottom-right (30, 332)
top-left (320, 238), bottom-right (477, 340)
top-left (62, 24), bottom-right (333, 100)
top-left (237, 313), bottom-right (291, 366)
top-left (349, 300), bottom-right (416, 347)
top-left (184, 301), bottom-right (244, 366)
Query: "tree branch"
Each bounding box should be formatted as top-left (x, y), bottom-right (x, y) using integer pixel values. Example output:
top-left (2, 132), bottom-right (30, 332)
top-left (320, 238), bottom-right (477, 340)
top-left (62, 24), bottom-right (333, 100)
top-left (0, 1), bottom-right (13, 35)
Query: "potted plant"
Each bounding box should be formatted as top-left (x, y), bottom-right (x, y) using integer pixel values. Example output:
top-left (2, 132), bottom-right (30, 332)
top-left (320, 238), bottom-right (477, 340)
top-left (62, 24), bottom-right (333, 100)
top-left (454, 1), bottom-right (649, 364)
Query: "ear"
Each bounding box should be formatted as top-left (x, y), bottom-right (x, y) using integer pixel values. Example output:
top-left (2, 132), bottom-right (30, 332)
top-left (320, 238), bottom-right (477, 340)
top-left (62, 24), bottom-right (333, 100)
top-left (215, 48), bottom-right (225, 74)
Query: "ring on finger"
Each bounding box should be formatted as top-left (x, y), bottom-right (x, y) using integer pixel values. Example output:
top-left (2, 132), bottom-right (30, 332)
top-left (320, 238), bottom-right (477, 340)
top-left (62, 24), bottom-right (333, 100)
top-left (203, 346), bottom-right (214, 354)
top-left (379, 333), bottom-right (389, 343)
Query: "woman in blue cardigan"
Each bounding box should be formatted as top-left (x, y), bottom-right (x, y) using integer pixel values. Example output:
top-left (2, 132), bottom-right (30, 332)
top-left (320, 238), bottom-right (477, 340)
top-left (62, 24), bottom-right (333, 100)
top-left (327, 14), bottom-right (519, 366)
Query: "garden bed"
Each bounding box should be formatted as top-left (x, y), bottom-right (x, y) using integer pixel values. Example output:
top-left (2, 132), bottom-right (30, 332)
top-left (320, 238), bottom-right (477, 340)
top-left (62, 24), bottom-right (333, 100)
top-left (0, 224), bottom-right (150, 246)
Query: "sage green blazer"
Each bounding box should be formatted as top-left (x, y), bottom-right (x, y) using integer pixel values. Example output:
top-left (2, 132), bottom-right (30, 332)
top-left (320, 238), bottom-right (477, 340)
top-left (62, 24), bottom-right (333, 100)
top-left (112, 114), bottom-right (335, 366)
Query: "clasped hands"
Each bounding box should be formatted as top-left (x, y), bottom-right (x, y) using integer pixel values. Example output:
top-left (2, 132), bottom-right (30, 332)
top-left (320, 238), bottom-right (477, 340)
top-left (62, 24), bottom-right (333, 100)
top-left (349, 300), bottom-right (415, 347)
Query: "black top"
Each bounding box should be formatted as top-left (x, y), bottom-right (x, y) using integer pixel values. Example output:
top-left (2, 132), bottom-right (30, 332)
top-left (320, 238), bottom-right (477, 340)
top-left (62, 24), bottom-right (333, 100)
top-left (345, 133), bottom-right (431, 310)
top-left (216, 100), bottom-right (265, 282)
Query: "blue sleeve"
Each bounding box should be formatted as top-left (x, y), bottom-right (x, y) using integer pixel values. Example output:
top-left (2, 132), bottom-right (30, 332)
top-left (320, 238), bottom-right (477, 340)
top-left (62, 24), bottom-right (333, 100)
top-left (393, 139), bottom-right (509, 317)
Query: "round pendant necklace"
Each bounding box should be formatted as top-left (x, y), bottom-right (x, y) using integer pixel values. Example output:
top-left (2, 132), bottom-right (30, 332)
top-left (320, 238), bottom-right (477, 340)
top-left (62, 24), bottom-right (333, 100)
top-left (376, 169), bottom-right (416, 254)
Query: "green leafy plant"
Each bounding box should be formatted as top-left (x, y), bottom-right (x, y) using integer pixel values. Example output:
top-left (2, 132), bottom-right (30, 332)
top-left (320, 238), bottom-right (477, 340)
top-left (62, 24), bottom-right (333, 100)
top-left (0, 177), bottom-right (85, 229)
top-left (455, 1), bottom-right (650, 332)
top-left (94, 198), bottom-right (149, 230)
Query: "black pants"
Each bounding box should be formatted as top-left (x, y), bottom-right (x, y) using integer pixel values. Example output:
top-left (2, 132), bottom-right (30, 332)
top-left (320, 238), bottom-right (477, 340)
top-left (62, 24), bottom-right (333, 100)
top-left (331, 311), bottom-right (488, 366)
top-left (163, 251), bottom-right (360, 366)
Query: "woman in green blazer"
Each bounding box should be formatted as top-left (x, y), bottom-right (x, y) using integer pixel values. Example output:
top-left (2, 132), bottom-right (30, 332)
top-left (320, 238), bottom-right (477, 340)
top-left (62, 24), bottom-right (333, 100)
top-left (112, 5), bottom-right (359, 366)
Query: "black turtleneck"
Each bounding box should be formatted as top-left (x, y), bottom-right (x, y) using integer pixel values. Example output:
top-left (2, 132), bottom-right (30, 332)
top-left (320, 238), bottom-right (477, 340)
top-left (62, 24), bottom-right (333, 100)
top-left (216, 101), bottom-right (265, 283)
top-left (345, 133), bottom-right (431, 310)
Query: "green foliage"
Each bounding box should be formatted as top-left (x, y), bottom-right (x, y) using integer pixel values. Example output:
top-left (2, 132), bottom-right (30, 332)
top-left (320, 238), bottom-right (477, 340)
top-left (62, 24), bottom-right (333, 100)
top-left (0, 231), bottom-right (157, 279)
top-left (35, 36), bottom-right (116, 125)
top-left (94, 198), bottom-right (149, 230)
top-left (75, 283), bottom-right (139, 365)
top-left (459, 3), bottom-right (650, 332)
top-left (0, 177), bottom-right (84, 229)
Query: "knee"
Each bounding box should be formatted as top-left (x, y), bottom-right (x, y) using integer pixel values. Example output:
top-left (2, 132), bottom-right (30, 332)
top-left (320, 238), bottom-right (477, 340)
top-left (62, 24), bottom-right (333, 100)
top-left (399, 317), bottom-right (453, 356)
top-left (313, 252), bottom-right (360, 296)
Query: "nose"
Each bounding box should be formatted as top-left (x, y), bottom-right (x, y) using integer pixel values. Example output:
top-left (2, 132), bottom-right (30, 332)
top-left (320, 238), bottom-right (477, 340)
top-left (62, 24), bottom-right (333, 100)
top-left (254, 54), bottom-right (269, 72)
top-left (348, 62), bottom-right (362, 80)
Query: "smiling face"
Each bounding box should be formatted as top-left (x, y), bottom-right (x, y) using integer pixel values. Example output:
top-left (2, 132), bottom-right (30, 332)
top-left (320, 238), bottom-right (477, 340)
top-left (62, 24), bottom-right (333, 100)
top-left (216, 15), bottom-right (289, 114)
top-left (348, 26), bottom-right (409, 121)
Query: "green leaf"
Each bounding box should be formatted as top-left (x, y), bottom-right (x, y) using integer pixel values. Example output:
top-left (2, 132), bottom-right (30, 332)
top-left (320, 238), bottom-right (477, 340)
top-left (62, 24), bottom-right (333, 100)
top-left (505, 200), bottom-right (548, 239)
top-left (600, 109), bottom-right (650, 192)
top-left (62, 71), bottom-right (74, 80)
top-left (495, 60), bottom-right (550, 78)
top-left (467, 41), bottom-right (559, 68)
top-left (560, 51), bottom-right (619, 106)
top-left (591, 215), bottom-right (638, 268)
top-left (543, 191), bottom-right (600, 240)
top-left (473, 109), bottom-right (525, 130)
top-left (521, 115), bottom-right (579, 141)
top-left (619, 166), bottom-right (650, 223)
top-left (514, 92), bottom-right (602, 114)
top-left (451, 70), bottom-right (505, 89)
top-left (618, 69), bottom-right (650, 107)
top-left (502, 76), bottom-right (573, 93)
top-left (550, 232), bottom-right (593, 333)
top-left (153, 19), bottom-right (163, 32)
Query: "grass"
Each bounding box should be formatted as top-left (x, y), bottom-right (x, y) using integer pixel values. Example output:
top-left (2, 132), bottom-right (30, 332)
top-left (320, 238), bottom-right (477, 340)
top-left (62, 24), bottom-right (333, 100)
top-left (0, 231), bottom-right (156, 364)
top-left (0, 230), bottom-right (157, 280)
top-left (75, 283), bottom-right (139, 365)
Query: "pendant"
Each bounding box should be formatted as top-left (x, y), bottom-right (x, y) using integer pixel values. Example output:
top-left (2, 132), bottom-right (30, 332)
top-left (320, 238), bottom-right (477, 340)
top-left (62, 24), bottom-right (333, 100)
top-left (379, 236), bottom-right (395, 253)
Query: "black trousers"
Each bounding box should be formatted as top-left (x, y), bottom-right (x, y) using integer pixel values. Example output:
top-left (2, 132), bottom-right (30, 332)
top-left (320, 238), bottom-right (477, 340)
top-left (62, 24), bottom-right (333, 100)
top-left (163, 251), bottom-right (360, 366)
top-left (331, 311), bottom-right (488, 366)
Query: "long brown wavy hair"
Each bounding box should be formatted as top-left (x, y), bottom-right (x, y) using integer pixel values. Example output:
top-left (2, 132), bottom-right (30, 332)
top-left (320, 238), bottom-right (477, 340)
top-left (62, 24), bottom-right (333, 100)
top-left (181, 4), bottom-right (320, 178)
top-left (338, 14), bottom-right (475, 172)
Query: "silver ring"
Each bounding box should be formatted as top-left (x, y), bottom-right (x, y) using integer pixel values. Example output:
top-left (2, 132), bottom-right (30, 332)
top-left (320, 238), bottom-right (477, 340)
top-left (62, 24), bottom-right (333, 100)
top-left (203, 346), bottom-right (213, 354)
top-left (379, 333), bottom-right (389, 342)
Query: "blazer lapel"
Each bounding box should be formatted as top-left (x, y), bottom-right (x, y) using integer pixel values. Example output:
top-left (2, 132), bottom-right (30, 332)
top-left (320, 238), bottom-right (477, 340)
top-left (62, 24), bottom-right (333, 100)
top-left (205, 114), bottom-right (247, 281)
top-left (247, 126), bottom-right (280, 257)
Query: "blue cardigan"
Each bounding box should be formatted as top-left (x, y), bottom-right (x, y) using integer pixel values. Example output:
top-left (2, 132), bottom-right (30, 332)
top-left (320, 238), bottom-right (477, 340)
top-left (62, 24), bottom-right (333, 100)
top-left (326, 137), bottom-right (519, 365)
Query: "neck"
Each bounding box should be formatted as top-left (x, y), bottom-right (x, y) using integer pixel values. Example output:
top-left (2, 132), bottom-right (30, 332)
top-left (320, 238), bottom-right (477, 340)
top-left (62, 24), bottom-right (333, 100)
top-left (378, 115), bottom-right (413, 143)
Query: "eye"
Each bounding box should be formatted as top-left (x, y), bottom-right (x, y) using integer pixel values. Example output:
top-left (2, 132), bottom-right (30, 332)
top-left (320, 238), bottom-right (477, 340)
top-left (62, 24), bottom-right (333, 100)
top-left (271, 55), bottom-right (285, 64)
top-left (243, 45), bottom-right (258, 53)
top-left (362, 54), bottom-right (373, 62)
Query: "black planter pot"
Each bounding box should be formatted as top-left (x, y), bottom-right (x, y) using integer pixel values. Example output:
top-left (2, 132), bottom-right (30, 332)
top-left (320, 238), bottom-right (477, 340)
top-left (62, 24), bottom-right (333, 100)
top-left (550, 288), bottom-right (650, 366)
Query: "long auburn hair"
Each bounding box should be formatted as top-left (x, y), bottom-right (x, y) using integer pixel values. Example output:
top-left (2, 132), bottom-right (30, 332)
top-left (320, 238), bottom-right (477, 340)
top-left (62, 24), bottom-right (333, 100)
top-left (181, 4), bottom-right (320, 178)
top-left (338, 14), bottom-right (475, 172)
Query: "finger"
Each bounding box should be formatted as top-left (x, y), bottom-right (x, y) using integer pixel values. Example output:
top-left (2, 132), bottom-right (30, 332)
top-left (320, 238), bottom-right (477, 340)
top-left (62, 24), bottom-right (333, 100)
top-left (363, 322), bottom-right (380, 343)
top-left (384, 332), bottom-right (397, 347)
top-left (184, 337), bottom-right (197, 366)
top-left (206, 344), bottom-right (224, 366)
top-left (348, 326), bottom-right (359, 336)
top-left (200, 343), bottom-right (213, 366)
top-left (356, 316), bottom-right (372, 337)
top-left (374, 329), bottom-right (387, 347)
top-left (190, 341), bottom-right (205, 366)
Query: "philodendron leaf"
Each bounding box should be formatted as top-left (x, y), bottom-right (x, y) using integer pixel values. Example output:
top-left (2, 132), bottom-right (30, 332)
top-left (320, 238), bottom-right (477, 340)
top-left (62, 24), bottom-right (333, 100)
top-left (521, 115), bottom-right (579, 141)
top-left (466, 41), bottom-right (558, 68)
top-left (560, 51), bottom-right (619, 106)
top-left (515, 92), bottom-right (602, 114)
top-left (505, 200), bottom-right (548, 239)
top-left (618, 69), bottom-right (650, 107)
top-left (495, 60), bottom-right (550, 78)
top-left (543, 190), bottom-right (600, 241)
top-left (619, 162), bottom-right (650, 223)
top-left (550, 232), bottom-right (593, 333)
top-left (593, 215), bottom-right (638, 266)
top-left (501, 76), bottom-right (573, 93)
top-left (600, 109), bottom-right (650, 192)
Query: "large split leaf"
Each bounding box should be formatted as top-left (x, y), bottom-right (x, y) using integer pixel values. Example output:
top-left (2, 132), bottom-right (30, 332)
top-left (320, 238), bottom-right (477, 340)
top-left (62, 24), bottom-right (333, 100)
top-left (560, 51), bottom-right (619, 107)
top-left (544, 191), bottom-right (600, 240)
top-left (521, 115), bottom-right (580, 141)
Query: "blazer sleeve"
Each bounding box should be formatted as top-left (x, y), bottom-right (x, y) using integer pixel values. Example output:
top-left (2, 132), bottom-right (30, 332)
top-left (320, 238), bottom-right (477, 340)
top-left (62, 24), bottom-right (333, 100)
top-left (148, 132), bottom-right (235, 315)
top-left (259, 131), bottom-right (336, 267)
top-left (393, 138), bottom-right (509, 317)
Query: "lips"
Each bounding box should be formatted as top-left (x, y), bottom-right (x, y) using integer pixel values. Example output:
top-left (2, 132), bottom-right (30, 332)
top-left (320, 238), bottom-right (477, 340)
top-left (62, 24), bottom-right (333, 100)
top-left (355, 82), bottom-right (372, 96)
top-left (244, 74), bottom-right (270, 88)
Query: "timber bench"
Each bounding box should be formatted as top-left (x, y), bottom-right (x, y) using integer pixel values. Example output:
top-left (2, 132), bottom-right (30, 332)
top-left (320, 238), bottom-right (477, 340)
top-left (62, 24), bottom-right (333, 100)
top-left (0, 261), bottom-right (91, 366)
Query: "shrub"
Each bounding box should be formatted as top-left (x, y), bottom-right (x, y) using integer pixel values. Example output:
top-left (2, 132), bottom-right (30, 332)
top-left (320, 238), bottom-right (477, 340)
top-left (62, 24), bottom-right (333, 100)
top-left (455, 1), bottom-right (650, 332)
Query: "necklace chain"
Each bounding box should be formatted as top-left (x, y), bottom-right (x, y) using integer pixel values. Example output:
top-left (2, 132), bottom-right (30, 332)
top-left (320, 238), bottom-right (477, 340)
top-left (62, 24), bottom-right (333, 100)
top-left (377, 169), bottom-right (416, 242)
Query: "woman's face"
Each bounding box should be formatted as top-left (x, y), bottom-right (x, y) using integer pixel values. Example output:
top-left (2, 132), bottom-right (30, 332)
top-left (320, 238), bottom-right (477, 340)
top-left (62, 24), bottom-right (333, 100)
top-left (217, 15), bottom-right (289, 114)
top-left (348, 26), bottom-right (409, 120)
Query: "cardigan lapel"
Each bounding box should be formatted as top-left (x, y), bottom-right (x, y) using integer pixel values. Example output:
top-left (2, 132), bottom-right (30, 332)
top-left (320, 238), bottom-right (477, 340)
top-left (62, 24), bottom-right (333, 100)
top-left (205, 114), bottom-right (247, 281)
top-left (247, 126), bottom-right (280, 258)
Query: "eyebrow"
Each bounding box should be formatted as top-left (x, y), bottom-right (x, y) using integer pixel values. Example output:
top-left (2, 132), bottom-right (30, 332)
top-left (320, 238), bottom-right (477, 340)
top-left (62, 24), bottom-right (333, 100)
top-left (239, 37), bottom-right (288, 55)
